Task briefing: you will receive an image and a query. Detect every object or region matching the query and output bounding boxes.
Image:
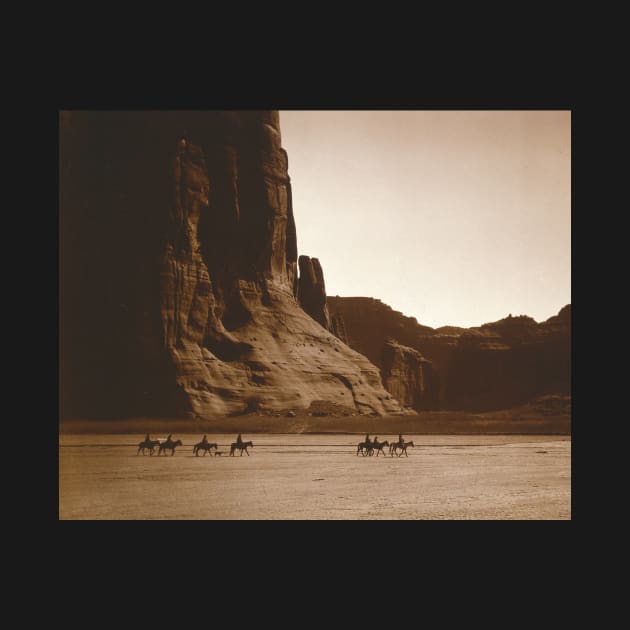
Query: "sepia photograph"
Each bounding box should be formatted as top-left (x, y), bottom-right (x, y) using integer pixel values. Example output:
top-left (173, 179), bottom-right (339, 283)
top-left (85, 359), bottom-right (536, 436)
top-left (59, 110), bottom-right (571, 520)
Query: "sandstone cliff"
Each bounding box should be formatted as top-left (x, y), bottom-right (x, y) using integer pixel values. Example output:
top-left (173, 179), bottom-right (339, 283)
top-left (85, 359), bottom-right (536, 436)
top-left (328, 297), bottom-right (571, 412)
top-left (381, 340), bottom-right (439, 410)
top-left (445, 308), bottom-right (571, 411)
top-left (298, 255), bottom-right (331, 329)
top-left (60, 112), bottom-right (403, 419)
top-left (330, 312), bottom-right (349, 344)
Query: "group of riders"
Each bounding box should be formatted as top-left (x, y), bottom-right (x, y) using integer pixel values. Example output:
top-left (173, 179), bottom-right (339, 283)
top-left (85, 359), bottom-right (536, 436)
top-left (138, 433), bottom-right (250, 456)
top-left (358, 433), bottom-right (411, 456)
top-left (145, 433), bottom-right (402, 445)
top-left (140, 433), bottom-right (407, 455)
top-left (144, 433), bottom-right (244, 446)
top-left (144, 433), bottom-right (243, 446)
top-left (146, 433), bottom-right (398, 446)
top-left (364, 433), bottom-right (405, 448)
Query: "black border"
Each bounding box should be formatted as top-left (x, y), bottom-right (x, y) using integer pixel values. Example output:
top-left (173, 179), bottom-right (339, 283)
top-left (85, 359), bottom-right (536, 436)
top-left (42, 72), bottom-right (576, 579)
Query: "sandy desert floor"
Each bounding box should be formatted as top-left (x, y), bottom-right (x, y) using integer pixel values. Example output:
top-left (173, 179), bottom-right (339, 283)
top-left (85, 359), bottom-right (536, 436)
top-left (59, 434), bottom-right (570, 520)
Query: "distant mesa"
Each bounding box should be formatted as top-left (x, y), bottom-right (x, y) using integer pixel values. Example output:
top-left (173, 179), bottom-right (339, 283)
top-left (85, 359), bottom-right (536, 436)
top-left (328, 298), bottom-right (571, 412)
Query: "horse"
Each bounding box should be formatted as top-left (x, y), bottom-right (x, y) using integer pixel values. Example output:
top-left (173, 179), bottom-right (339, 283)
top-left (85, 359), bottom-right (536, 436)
top-left (369, 439), bottom-right (389, 456)
top-left (158, 438), bottom-right (183, 456)
top-left (137, 439), bottom-right (161, 456)
top-left (193, 441), bottom-right (218, 456)
top-left (229, 441), bottom-right (253, 456)
top-left (391, 440), bottom-right (415, 457)
top-left (389, 440), bottom-right (406, 456)
top-left (357, 439), bottom-right (388, 456)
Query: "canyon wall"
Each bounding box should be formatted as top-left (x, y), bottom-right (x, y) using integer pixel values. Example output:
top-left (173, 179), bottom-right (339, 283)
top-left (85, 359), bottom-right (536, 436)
top-left (328, 297), bottom-right (571, 411)
top-left (60, 112), bottom-right (404, 419)
top-left (59, 111), bottom-right (569, 418)
top-left (297, 255), bottom-right (330, 329)
top-left (381, 340), bottom-right (440, 410)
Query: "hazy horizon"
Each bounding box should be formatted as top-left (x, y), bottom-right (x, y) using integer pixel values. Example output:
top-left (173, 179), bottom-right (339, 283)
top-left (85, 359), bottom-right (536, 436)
top-left (280, 110), bottom-right (570, 328)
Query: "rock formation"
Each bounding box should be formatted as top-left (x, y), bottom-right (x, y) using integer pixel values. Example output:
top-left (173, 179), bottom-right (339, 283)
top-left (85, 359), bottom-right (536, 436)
top-left (327, 297), bottom-right (435, 364)
top-left (330, 312), bottom-right (349, 344)
top-left (381, 340), bottom-right (439, 410)
top-left (60, 111), bottom-right (404, 419)
top-left (444, 309), bottom-right (571, 411)
top-left (328, 297), bottom-right (571, 412)
top-left (298, 256), bottom-right (350, 347)
top-left (298, 255), bottom-right (330, 329)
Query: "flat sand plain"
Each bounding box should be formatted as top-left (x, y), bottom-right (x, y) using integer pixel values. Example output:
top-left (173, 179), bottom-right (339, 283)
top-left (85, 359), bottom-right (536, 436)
top-left (59, 434), bottom-right (570, 520)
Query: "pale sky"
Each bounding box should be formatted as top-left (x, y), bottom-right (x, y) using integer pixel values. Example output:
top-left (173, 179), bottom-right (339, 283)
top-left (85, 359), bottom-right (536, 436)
top-left (279, 110), bottom-right (571, 329)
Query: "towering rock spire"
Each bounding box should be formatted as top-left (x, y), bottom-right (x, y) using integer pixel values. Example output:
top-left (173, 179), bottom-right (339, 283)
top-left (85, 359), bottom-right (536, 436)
top-left (60, 111), bottom-right (406, 418)
top-left (298, 255), bottom-right (331, 329)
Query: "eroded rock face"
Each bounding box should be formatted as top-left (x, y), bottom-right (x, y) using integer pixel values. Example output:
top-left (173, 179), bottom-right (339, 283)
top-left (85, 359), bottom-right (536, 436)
top-left (328, 297), bottom-right (571, 412)
top-left (297, 255), bottom-right (350, 347)
top-left (298, 255), bottom-right (331, 329)
top-left (381, 340), bottom-right (439, 410)
top-left (327, 297), bottom-right (435, 366)
top-left (330, 312), bottom-right (349, 344)
top-left (60, 112), bottom-right (403, 418)
top-left (444, 310), bottom-right (571, 411)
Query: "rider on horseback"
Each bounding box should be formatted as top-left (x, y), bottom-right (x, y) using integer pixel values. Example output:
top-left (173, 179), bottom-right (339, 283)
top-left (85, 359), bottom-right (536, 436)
top-left (398, 433), bottom-right (404, 447)
top-left (364, 434), bottom-right (371, 446)
top-left (236, 433), bottom-right (243, 445)
top-left (201, 434), bottom-right (208, 444)
top-left (144, 433), bottom-right (150, 444)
